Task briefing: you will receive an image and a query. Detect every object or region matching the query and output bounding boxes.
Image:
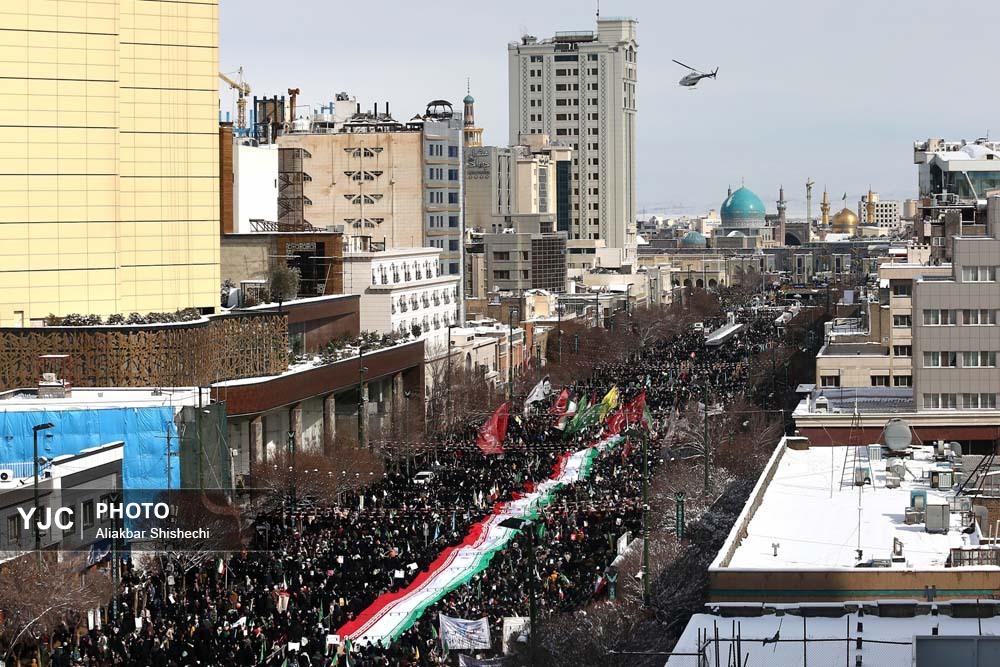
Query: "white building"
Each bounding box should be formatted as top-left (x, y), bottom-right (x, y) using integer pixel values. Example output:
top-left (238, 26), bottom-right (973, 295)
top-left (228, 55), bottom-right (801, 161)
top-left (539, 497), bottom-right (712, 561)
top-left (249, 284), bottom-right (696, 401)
top-left (508, 17), bottom-right (638, 258)
top-left (859, 190), bottom-right (901, 232)
top-left (342, 247), bottom-right (461, 359)
top-left (233, 142), bottom-right (279, 233)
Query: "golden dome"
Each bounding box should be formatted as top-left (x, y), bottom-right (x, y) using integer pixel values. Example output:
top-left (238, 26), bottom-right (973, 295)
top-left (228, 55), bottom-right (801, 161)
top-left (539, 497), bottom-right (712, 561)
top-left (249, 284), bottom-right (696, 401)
top-left (831, 207), bottom-right (859, 234)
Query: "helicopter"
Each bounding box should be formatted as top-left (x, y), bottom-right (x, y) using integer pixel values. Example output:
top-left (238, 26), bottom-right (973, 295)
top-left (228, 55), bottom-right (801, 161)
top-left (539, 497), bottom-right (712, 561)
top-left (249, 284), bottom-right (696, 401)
top-left (673, 60), bottom-right (718, 88)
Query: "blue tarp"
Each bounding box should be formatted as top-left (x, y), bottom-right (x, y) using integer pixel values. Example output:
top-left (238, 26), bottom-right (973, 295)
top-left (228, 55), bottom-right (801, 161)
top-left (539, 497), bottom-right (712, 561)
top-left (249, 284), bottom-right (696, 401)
top-left (0, 407), bottom-right (179, 489)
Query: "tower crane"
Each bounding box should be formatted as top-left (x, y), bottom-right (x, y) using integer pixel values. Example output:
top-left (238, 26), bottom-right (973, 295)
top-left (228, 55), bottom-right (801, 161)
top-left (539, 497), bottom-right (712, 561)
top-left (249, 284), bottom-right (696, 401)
top-left (219, 67), bottom-right (251, 130)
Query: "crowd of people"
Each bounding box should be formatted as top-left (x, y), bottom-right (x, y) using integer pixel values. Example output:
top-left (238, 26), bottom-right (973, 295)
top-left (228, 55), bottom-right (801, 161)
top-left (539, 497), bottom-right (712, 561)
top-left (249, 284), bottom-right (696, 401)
top-left (33, 302), bottom-right (791, 667)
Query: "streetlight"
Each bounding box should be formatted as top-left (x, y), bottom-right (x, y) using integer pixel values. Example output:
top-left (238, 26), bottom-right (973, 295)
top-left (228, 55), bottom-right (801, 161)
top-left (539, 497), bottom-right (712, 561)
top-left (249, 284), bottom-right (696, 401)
top-left (508, 306), bottom-right (519, 401)
top-left (32, 422), bottom-right (54, 565)
top-left (446, 323), bottom-right (458, 426)
top-left (358, 344), bottom-right (369, 448)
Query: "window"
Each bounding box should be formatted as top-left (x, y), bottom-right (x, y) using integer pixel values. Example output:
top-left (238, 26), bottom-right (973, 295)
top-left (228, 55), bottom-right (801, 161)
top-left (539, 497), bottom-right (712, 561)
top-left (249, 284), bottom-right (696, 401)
top-left (494, 270), bottom-right (510, 280)
top-left (923, 393), bottom-right (957, 409)
top-left (962, 266), bottom-right (997, 282)
top-left (923, 351), bottom-right (957, 368)
top-left (447, 192), bottom-right (459, 204)
top-left (78, 499), bottom-right (94, 529)
top-left (6, 515), bottom-right (17, 544)
top-left (448, 146), bottom-right (459, 158)
top-left (962, 351), bottom-right (997, 367)
top-left (448, 215), bottom-right (459, 228)
top-left (429, 191), bottom-right (443, 204)
top-left (493, 251), bottom-right (510, 261)
top-left (921, 309), bottom-right (955, 325)
top-left (891, 283), bottom-right (911, 297)
top-left (820, 375), bottom-right (840, 388)
top-left (448, 240), bottom-right (459, 251)
top-left (892, 345), bottom-right (912, 357)
top-left (893, 375), bottom-right (912, 387)
top-left (964, 309), bottom-right (998, 325)
top-left (962, 393), bottom-right (998, 409)
top-left (63, 506), bottom-right (75, 536)
top-left (870, 375), bottom-right (890, 387)
top-left (448, 169), bottom-right (459, 181)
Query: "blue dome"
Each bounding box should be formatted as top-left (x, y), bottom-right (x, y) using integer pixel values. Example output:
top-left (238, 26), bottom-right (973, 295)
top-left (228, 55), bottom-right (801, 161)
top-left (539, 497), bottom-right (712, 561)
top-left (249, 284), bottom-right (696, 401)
top-left (721, 186), bottom-right (767, 227)
top-left (681, 230), bottom-right (707, 247)
top-left (463, 94), bottom-right (475, 104)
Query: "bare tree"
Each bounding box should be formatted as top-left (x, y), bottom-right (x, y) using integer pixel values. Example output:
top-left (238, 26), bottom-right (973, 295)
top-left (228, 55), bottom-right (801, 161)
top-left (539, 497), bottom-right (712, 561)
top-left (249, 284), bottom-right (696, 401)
top-left (0, 555), bottom-right (112, 665)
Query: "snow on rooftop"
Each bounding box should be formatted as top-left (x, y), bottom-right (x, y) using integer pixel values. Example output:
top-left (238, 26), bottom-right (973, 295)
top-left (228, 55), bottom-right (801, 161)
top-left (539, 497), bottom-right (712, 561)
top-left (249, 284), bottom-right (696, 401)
top-left (719, 444), bottom-right (980, 571)
top-left (667, 609), bottom-right (1000, 667)
top-left (0, 387), bottom-right (203, 411)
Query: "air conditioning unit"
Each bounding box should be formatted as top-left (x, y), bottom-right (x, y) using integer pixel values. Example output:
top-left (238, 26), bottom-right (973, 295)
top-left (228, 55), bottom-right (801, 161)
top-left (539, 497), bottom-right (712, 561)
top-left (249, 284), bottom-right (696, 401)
top-left (0, 470), bottom-right (14, 482)
top-left (925, 504), bottom-right (949, 534)
top-left (885, 474), bottom-right (901, 489)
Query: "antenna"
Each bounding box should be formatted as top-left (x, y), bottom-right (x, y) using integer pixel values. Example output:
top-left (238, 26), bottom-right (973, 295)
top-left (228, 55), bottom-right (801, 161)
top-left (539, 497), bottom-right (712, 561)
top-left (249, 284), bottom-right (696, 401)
top-left (596, 0), bottom-right (600, 19)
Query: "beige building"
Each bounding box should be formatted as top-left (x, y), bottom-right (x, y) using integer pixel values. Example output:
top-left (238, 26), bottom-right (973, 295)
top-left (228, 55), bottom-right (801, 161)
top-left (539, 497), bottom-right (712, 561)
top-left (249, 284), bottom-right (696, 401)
top-left (277, 129), bottom-right (425, 249)
top-left (816, 258), bottom-right (951, 390)
top-left (0, 0), bottom-right (221, 326)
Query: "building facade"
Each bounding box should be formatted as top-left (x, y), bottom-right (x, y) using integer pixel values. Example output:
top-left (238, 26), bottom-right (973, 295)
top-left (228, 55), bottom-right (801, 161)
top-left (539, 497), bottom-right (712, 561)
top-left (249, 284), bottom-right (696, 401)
top-left (859, 190), bottom-right (901, 232)
top-left (0, 0), bottom-right (221, 326)
top-left (421, 104), bottom-right (465, 279)
top-left (912, 200), bottom-right (1000, 412)
top-left (342, 246), bottom-right (461, 360)
top-left (507, 17), bottom-right (637, 254)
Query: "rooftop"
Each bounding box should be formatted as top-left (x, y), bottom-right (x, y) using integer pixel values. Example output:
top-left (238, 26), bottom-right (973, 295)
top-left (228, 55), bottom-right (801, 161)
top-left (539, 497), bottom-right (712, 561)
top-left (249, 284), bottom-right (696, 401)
top-left (0, 387), bottom-right (203, 411)
top-left (796, 387), bottom-right (916, 415)
top-left (819, 342), bottom-right (886, 357)
top-left (715, 442), bottom-right (984, 571)
top-left (668, 605), bottom-right (1000, 667)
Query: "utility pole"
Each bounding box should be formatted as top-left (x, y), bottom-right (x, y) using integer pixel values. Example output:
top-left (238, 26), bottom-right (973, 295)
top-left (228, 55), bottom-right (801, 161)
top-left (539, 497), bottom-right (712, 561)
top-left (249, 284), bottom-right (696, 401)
top-left (446, 324), bottom-right (456, 427)
top-left (556, 304), bottom-right (564, 363)
top-left (703, 384), bottom-right (711, 493)
top-left (641, 427), bottom-right (651, 605)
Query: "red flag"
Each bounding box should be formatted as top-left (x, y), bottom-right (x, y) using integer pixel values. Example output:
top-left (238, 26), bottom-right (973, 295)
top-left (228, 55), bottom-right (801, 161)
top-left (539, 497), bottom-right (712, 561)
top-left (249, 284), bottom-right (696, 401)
top-left (476, 401), bottom-right (510, 455)
top-left (624, 390), bottom-right (647, 427)
top-left (606, 408), bottom-right (627, 435)
top-left (549, 388), bottom-right (570, 416)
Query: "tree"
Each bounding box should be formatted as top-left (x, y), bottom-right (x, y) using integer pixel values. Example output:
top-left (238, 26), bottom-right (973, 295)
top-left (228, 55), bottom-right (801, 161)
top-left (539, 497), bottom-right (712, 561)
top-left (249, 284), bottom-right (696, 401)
top-left (0, 555), bottom-right (112, 665)
top-left (268, 264), bottom-right (300, 311)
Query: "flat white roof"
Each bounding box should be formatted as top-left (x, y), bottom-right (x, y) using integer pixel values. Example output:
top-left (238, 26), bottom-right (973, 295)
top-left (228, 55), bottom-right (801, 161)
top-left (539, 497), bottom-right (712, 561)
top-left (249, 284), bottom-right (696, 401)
top-left (0, 387), bottom-right (203, 411)
top-left (720, 444), bottom-right (979, 570)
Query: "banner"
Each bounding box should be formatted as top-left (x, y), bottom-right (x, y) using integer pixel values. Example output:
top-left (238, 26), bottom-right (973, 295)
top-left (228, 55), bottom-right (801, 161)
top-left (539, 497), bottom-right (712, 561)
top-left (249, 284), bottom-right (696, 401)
top-left (459, 656), bottom-right (509, 667)
top-left (476, 402), bottom-right (510, 455)
top-left (337, 435), bottom-right (622, 647)
top-left (439, 614), bottom-right (492, 650)
top-left (523, 376), bottom-right (552, 415)
top-left (501, 616), bottom-right (530, 655)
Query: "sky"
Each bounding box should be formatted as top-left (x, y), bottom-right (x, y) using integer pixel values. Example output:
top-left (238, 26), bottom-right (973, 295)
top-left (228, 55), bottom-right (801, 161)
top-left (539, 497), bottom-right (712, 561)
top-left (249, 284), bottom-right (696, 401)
top-left (219, 0), bottom-right (1000, 217)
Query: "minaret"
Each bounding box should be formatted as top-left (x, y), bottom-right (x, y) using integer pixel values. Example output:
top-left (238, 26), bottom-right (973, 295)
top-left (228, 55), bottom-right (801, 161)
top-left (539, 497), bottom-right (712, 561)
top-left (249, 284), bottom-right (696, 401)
top-left (776, 185), bottom-right (787, 246)
top-left (462, 80), bottom-right (483, 148)
top-left (806, 178), bottom-right (815, 224)
top-left (821, 188), bottom-right (831, 226)
top-left (865, 186), bottom-right (876, 226)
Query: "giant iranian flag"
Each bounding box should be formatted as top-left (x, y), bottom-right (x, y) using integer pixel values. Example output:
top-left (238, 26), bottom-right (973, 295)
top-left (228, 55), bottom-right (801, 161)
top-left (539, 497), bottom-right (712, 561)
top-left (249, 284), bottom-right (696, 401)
top-left (338, 435), bottom-right (622, 646)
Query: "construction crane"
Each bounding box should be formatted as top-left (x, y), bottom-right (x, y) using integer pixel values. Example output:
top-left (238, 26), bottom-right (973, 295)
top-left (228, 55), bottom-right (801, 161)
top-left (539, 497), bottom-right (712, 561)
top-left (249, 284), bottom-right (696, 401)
top-left (219, 67), bottom-right (251, 130)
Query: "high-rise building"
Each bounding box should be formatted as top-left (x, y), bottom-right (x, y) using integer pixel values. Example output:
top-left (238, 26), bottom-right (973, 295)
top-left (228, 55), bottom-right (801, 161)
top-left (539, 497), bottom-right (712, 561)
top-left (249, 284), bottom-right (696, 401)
top-left (0, 0), bottom-right (221, 326)
top-left (507, 17), bottom-right (638, 254)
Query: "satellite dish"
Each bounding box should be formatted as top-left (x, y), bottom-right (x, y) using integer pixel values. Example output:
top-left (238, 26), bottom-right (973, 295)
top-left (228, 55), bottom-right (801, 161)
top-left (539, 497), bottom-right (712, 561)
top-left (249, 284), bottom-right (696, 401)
top-left (884, 418), bottom-right (912, 452)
